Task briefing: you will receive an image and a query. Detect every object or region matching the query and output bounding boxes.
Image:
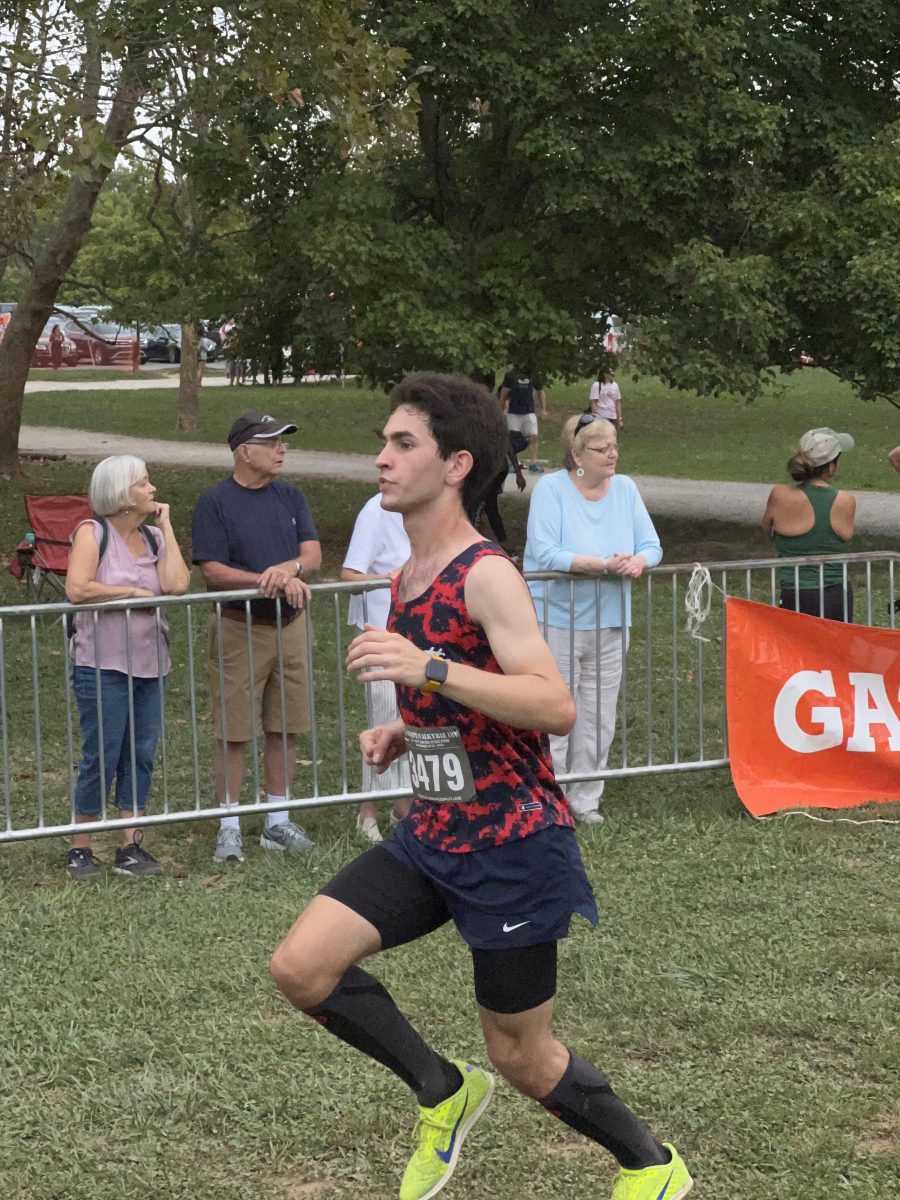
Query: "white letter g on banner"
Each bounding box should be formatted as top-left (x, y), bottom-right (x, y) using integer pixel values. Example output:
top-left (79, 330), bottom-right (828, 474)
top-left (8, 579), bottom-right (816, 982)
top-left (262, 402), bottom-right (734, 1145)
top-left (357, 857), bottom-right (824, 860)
top-left (773, 670), bottom-right (843, 753)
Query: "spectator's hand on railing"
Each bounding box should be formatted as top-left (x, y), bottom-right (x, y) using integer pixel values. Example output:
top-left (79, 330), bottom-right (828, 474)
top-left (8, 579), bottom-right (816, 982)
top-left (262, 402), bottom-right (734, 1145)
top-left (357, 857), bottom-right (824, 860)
top-left (608, 553), bottom-right (647, 578)
top-left (257, 560), bottom-right (303, 597)
top-left (281, 578), bottom-right (312, 609)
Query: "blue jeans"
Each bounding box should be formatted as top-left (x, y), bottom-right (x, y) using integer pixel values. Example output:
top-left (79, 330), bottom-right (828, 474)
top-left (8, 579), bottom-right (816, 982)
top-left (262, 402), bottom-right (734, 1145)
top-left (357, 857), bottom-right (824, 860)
top-left (72, 667), bottom-right (165, 816)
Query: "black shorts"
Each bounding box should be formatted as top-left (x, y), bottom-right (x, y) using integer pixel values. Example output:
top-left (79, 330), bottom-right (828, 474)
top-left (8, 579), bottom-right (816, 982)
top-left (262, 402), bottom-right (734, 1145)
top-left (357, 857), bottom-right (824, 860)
top-left (318, 823), bottom-right (598, 1013)
top-left (780, 583), bottom-right (853, 622)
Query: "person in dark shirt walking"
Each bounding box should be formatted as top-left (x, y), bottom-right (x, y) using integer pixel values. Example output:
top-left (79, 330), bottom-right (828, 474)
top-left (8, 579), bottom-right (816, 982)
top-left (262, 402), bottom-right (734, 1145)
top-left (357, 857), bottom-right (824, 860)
top-left (269, 374), bottom-right (692, 1200)
top-left (499, 367), bottom-right (548, 473)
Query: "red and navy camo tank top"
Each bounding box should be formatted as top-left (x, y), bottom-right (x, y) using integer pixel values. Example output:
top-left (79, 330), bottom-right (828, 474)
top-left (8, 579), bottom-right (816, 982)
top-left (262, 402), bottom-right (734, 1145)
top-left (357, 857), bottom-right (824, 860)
top-left (388, 540), bottom-right (573, 853)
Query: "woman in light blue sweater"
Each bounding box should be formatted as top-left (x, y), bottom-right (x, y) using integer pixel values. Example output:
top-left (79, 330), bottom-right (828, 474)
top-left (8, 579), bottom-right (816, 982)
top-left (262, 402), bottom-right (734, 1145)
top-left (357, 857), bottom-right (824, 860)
top-left (524, 414), bottom-right (662, 823)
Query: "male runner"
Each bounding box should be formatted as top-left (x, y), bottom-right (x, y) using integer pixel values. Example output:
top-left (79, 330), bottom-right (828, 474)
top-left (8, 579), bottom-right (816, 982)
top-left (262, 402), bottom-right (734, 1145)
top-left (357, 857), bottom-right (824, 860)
top-left (270, 373), bottom-right (692, 1200)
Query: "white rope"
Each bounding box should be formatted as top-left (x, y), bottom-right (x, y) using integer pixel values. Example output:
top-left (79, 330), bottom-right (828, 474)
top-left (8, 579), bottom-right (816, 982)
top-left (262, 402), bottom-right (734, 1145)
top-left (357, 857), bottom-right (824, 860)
top-left (758, 809), bottom-right (900, 827)
top-left (684, 564), bottom-right (715, 642)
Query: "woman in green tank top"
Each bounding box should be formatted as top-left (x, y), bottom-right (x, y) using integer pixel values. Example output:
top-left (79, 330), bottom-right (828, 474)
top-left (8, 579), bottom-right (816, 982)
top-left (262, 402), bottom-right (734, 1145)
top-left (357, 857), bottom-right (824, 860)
top-left (760, 427), bottom-right (856, 621)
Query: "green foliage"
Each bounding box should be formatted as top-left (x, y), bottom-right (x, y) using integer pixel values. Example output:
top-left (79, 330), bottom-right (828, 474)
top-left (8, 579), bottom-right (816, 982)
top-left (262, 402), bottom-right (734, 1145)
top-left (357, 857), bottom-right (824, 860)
top-left (277, 0), bottom-right (900, 399)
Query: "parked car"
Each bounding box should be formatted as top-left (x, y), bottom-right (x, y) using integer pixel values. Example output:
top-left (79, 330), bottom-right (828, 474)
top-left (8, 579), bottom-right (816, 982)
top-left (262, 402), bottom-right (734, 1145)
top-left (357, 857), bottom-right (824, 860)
top-left (142, 324), bottom-right (218, 363)
top-left (60, 319), bottom-right (142, 365)
top-left (31, 321), bottom-right (80, 368)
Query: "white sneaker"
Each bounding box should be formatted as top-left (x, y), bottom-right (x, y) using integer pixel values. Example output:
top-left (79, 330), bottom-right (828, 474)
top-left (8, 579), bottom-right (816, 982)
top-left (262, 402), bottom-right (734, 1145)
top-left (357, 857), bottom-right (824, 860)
top-left (214, 826), bottom-right (244, 863)
top-left (259, 819), bottom-right (314, 852)
top-left (356, 816), bottom-right (383, 844)
top-left (574, 810), bottom-right (605, 826)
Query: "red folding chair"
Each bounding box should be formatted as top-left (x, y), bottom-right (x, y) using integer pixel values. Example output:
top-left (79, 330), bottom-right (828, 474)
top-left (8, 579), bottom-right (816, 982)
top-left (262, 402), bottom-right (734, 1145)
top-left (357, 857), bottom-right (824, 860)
top-left (7, 494), bottom-right (94, 601)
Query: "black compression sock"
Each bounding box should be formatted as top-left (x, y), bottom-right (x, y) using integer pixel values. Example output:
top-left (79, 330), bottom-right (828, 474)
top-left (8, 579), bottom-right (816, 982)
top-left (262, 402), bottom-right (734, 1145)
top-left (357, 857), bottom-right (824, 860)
top-left (305, 966), bottom-right (463, 1108)
top-left (539, 1051), bottom-right (669, 1170)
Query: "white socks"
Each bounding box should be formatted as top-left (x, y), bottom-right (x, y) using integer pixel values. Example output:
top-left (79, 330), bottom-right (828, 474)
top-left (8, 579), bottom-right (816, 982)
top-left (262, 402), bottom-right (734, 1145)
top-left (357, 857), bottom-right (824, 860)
top-left (266, 796), bottom-right (289, 827)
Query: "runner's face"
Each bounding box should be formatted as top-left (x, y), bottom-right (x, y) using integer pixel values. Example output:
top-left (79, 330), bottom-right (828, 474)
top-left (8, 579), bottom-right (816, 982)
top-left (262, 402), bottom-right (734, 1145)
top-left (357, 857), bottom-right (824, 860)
top-left (376, 406), bottom-right (446, 513)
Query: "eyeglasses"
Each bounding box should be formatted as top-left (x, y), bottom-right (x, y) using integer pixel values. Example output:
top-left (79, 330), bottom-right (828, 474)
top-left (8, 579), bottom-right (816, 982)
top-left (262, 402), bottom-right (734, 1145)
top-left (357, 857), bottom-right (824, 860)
top-left (585, 443), bottom-right (618, 456)
top-left (246, 438), bottom-right (286, 448)
top-left (575, 412), bottom-right (599, 435)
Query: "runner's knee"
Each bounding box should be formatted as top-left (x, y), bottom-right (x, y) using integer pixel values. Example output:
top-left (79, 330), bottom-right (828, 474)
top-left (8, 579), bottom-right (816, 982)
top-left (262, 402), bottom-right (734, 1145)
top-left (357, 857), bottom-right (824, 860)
top-left (269, 941), bottom-right (339, 1009)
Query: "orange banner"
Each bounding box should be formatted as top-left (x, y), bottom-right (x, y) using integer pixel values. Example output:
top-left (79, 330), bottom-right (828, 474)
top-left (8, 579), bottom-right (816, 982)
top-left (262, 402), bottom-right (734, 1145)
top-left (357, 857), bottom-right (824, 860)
top-left (726, 597), bottom-right (900, 816)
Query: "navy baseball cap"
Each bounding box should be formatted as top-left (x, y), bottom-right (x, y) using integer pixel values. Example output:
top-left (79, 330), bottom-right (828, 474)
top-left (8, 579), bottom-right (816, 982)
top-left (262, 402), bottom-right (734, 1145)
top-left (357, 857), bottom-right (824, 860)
top-left (228, 411), bottom-right (297, 451)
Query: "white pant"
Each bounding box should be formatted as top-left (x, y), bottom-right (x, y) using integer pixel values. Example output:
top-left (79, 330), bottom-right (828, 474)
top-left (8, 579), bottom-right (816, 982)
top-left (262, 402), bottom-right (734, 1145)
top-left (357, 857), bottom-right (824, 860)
top-left (363, 678), bottom-right (410, 792)
top-left (546, 625), bottom-right (628, 816)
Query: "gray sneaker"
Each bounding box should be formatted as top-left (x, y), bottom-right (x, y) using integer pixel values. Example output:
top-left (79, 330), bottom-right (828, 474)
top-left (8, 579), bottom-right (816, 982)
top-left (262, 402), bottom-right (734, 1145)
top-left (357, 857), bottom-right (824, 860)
top-left (213, 826), bottom-right (244, 863)
top-left (66, 847), bottom-right (103, 881)
top-left (260, 819), bottom-right (314, 852)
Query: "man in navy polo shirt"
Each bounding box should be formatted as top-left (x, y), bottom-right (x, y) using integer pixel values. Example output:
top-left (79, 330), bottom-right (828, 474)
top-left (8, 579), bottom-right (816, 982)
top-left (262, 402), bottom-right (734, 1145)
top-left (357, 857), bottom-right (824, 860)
top-left (499, 366), bottom-right (548, 473)
top-left (192, 412), bottom-right (321, 864)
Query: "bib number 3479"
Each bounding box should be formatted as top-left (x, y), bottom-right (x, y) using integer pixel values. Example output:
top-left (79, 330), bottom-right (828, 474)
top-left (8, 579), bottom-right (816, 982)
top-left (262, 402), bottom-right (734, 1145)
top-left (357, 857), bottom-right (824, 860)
top-left (405, 725), bottom-right (476, 804)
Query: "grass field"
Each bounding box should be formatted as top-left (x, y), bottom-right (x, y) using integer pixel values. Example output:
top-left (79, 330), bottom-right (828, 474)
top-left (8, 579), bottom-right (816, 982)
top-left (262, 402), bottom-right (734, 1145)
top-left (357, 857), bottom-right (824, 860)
top-left (21, 368), bottom-right (900, 489)
top-left (1, 463), bottom-right (898, 1200)
top-left (28, 367), bottom-right (180, 383)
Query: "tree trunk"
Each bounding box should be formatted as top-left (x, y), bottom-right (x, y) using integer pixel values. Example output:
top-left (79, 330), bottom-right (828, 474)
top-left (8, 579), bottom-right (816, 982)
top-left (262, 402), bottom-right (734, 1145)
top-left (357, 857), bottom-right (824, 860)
top-left (0, 51), bottom-right (147, 473)
top-left (176, 323), bottom-right (201, 431)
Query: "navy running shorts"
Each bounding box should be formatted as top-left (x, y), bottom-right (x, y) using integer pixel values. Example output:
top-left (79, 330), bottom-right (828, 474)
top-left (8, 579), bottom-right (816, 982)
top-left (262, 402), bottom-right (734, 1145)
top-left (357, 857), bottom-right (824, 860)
top-left (321, 820), bottom-right (598, 953)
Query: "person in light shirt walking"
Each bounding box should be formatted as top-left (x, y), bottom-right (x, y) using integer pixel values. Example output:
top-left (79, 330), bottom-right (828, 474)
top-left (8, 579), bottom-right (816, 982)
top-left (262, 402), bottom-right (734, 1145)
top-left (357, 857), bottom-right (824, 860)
top-left (589, 370), bottom-right (623, 430)
top-left (341, 493), bottom-right (411, 843)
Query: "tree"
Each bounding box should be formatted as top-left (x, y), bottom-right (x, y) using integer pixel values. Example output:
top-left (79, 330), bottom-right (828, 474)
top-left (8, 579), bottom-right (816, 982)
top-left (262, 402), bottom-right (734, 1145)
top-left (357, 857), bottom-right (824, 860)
top-left (0, 0), bottom-right (404, 466)
top-left (290, 0), bottom-right (900, 403)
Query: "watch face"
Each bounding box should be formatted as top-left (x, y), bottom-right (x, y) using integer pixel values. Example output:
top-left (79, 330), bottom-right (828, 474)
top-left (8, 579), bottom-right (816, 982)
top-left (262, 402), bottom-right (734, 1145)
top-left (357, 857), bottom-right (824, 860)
top-left (425, 657), bottom-right (449, 685)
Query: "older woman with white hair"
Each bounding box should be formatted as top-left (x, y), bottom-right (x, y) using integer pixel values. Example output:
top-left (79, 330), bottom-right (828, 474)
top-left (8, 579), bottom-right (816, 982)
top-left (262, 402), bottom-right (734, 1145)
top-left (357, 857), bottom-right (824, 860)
top-left (524, 414), bottom-right (661, 824)
top-left (65, 455), bottom-right (191, 880)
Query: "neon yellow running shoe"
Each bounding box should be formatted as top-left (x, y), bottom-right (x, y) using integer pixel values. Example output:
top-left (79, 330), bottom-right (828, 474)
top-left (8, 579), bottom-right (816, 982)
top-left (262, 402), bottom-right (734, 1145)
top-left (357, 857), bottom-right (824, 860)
top-left (610, 1144), bottom-right (693, 1200)
top-left (398, 1061), bottom-right (495, 1200)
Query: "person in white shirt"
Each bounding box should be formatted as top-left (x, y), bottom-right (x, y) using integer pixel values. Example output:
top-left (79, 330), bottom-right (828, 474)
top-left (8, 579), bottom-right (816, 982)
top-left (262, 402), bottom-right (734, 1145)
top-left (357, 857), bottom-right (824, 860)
top-left (588, 370), bottom-right (623, 430)
top-left (341, 494), bottom-right (412, 842)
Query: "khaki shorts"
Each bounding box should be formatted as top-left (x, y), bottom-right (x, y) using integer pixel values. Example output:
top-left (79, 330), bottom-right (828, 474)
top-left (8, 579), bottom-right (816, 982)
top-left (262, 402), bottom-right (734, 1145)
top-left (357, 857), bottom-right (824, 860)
top-left (208, 614), bottom-right (311, 742)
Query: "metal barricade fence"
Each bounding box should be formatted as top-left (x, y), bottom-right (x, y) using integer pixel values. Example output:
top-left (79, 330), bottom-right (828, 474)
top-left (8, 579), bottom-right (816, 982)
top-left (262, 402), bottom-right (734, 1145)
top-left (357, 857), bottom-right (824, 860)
top-left (0, 551), bottom-right (896, 843)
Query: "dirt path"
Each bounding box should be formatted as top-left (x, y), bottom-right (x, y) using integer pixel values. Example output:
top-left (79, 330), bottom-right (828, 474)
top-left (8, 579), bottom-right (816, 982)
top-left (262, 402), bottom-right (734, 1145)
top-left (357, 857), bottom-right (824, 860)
top-left (16, 423), bottom-right (898, 534)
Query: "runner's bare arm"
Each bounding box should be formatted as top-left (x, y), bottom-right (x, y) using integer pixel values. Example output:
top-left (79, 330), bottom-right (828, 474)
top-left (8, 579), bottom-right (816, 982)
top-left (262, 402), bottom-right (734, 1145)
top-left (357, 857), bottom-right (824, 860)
top-left (346, 556), bottom-right (575, 735)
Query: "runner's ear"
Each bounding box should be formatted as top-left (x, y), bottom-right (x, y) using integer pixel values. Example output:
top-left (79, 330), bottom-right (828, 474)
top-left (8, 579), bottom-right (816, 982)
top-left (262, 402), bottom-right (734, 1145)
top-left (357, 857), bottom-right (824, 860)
top-left (444, 449), bottom-right (473, 489)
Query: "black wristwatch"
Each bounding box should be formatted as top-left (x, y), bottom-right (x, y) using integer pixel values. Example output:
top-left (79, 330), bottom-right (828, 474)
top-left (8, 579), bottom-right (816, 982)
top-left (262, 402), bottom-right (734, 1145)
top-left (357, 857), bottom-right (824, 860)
top-left (422, 655), bottom-right (449, 694)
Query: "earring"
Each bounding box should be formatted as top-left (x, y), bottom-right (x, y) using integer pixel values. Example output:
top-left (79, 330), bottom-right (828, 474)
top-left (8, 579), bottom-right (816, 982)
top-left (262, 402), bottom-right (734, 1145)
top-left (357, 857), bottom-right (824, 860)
top-left (576, 467), bottom-right (585, 477)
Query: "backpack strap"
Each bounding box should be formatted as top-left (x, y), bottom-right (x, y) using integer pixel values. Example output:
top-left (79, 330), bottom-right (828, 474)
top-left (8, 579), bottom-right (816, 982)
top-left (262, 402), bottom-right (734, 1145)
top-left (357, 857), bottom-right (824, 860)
top-left (92, 516), bottom-right (158, 564)
top-left (95, 515), bottom-right (109, 563)
top-left (138, 524), bottom-right (159, 556)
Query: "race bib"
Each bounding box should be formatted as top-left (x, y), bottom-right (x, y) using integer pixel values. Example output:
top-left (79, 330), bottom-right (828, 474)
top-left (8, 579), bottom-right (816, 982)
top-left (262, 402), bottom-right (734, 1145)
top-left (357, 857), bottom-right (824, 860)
top-left (405, 725), bottom-right (476, 804)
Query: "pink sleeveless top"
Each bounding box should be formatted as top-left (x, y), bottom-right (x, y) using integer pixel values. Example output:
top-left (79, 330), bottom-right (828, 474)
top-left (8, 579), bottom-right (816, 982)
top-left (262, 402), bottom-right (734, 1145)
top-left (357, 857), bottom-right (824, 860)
top-left (70, 519), bottom-right (171, 677)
